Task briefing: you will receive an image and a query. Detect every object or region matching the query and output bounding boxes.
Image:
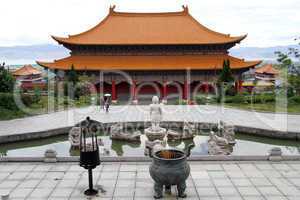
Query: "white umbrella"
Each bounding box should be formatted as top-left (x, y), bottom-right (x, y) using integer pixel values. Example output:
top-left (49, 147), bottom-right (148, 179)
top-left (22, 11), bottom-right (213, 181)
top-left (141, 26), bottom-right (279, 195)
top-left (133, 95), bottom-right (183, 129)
top-left (104, 94), bottom-right (111, 97)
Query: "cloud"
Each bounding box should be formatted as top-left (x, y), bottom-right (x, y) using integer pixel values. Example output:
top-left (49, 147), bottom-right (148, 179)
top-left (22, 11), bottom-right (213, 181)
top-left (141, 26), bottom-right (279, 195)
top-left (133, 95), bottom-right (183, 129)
top-left (0, 0), bottom-right (298, 47)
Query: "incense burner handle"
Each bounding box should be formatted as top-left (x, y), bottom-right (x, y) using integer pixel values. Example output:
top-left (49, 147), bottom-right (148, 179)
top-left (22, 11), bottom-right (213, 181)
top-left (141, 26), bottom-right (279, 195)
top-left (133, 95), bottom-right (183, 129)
top-left (185, 144), bottom-right (195, 158)
top-left (146, 146), bottom-right (153, 158)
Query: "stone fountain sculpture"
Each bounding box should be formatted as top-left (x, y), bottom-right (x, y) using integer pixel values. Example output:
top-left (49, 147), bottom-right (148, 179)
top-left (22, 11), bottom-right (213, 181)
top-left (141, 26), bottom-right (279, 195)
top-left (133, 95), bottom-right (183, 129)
top-left (219, 121), bottom-right (236, 145)
top-left (110, 122), bottom-right (141, 142)
top-left (145, 96), bottom-right (167, 140)
top-left (208, 121), bottom-right (236, 155)
top-left (208, 131), bottom-right (231, 155)
top-left (182, 121), bottom-right (196, 139)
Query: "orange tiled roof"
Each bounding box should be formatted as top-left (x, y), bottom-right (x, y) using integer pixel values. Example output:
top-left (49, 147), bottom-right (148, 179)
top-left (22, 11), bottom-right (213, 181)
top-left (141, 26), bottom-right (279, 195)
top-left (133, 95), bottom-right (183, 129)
top-left (37, 55), bottom-right (261, 71)
top-left (13, 65), bottom-right (42, 76)
top-left (52, 6), bottom-right (246, 46)
top-left (255, 64), bottom-right (279, 75)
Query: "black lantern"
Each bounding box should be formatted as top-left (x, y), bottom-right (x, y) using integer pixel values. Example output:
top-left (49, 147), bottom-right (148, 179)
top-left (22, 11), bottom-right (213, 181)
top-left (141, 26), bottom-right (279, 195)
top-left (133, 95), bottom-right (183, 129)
top-left (79, 117), bottom-right (100, 196)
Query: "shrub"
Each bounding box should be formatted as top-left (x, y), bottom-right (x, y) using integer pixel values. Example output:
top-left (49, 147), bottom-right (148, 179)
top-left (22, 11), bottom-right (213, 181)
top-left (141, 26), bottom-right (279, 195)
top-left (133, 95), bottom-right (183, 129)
top-left (288, 96), bottom-right (300, 104)
top-left (75, 96), bottom-right (91, 106)
top-left (287, 87), bottom-right (295, 98)
top-left (224, 95), bottom-right (245, 104)
top-left (74, 82), bottom-right (92, 99)
top-left (176, 99), bottom-right (188, 105)
top-left (225, 86), bottom-right (237, 96)
top-left (0, 92), bottom-right (42, 110)
top-left (0, 68), bottom-right (15, 93)
top-left (0, 93), bottom-right (18, 110)
top-left (251, 93), bottom-right (276, 104)
top-left (21, 94), bottom-right (35, 106)
top-left (195, 95), bottom-right (217, 104)
top-left (33, 87), bottom-right (42, 103)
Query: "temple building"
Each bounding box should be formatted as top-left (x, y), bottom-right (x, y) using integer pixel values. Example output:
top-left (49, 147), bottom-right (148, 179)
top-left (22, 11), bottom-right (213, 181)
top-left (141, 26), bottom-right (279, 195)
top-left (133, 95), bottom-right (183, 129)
top-left (255, 64), bottom-right (279, 82)
top-left (37, 6), bottom-right (261, 103)
top-left (13, 65), bottom-right (46, 90)
top-left (242, 64), bottom-right (279, 91)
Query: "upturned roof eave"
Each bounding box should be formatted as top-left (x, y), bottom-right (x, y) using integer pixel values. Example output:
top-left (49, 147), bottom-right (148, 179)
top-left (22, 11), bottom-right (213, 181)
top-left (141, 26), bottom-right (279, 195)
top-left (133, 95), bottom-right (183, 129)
top-left (51, 35), bottom-right (247, 46)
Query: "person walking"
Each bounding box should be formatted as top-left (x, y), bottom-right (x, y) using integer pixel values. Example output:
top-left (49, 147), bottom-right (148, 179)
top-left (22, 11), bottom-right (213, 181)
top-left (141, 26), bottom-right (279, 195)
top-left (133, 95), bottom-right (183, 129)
top-left (100, 96), bottom-right (105, 110)
top-left (104, 99), bottom-right (110, 113)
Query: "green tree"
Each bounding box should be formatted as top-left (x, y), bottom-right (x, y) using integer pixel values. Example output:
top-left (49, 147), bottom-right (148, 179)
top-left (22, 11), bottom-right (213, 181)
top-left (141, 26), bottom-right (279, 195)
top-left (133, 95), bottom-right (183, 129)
top-left (218, 60), bottom-right (234, 83)
top-left (67, 64), bottom-right (79, 85)
top-left (0, 66), bottom-right (15, 93)
top-left (288, 75), bottom-right (300, 95)
top-left (274, 51), bottom-right (292, 68)
top-left (216, 60), bottom-right (234, 102)
top-left (275, 37), bottom-right (300, 96)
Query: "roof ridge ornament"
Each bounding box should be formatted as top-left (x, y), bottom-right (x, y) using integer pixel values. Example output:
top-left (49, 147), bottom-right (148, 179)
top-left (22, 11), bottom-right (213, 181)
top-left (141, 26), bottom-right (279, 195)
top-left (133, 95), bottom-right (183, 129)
top-left (182, 5), bottom-right (189, 14)
top-left (109, 5), bottom-right (116, 14)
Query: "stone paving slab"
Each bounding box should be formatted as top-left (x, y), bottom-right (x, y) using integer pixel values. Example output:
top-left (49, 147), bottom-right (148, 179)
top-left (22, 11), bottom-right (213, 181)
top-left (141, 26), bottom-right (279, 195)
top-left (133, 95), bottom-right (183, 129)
top-left (0, 105), bottom-right (299, 143)
top-left (0, 161), bottom-right (300, 199)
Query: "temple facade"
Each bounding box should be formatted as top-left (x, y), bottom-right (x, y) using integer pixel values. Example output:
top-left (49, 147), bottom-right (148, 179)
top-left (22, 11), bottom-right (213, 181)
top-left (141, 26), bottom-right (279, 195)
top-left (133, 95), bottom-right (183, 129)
top-left (37, 6), bottom-right (261, 103)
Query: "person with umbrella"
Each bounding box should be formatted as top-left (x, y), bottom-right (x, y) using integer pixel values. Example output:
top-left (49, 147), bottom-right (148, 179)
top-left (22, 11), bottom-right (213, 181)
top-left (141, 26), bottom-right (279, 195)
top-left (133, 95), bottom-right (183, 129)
top-left (104, 94), bottom-right (111, 113)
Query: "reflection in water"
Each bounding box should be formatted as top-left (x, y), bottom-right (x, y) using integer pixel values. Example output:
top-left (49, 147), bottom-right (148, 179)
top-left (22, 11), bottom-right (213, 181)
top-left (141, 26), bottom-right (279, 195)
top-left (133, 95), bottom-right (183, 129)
top-left (0, 132), bottom-right (299, 157)
top-left (111, 139), bottom-right (141, 156)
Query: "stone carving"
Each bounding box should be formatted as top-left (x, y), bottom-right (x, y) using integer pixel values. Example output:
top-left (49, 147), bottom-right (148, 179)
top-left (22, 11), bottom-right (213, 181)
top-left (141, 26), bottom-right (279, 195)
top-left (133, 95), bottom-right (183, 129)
top-left (219, 121), bottom-right (236, 145)
top-left (182, 122), bottom-right (196, 140)
top-left (166, 122), bottom-right (196, 141)
top-left (208, 131), bottom-right (233, 155)
top-left (110, 122), bottom-right (123, 135)
top-left (110, 123), bottom-right (141, 142)
top-left (111, 130), bottom-right (141, 142)
top-left (167, 129), bottom-right (181, 140)
top-left (145, 96), bottom-right (167, 140)
top-left (208, 121), bottom-right (236, 156)
top-left (69, 127), bottom-right (81, 149)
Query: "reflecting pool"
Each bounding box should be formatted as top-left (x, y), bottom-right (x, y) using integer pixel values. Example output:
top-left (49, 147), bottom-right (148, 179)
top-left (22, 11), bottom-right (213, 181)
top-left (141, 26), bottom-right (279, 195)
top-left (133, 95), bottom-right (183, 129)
top-left (1, 132), bottom-right (299, 157)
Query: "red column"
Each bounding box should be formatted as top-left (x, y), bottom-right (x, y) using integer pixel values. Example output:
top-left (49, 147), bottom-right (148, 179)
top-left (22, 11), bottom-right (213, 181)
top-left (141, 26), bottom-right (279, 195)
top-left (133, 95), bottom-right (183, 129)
top-left (239, 80), bottom-right (243, 93)
top-left (111, 80), bottom-right (117, 102)
top-left (204, 82), bottom-right (209, 94)
top-left (183, 80), bottom-right (188, 100)
top-left (235, 81), bottom-right (239, 93)
top-left (235, 80), bottom-right (243, 93)
top-left (163, 81), bottom-right (167, 99)
top-left (132, 80), bottom-right (137, 101)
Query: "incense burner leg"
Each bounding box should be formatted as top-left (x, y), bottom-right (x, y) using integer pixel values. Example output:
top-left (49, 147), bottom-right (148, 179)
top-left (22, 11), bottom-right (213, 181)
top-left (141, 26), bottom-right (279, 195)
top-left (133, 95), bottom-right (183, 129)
top-left (154, 182), bottom-right (163, 199)
top-left (165, 185), bottom-right (171, 194)
top-left (177, 181), bottom-right (187, 198)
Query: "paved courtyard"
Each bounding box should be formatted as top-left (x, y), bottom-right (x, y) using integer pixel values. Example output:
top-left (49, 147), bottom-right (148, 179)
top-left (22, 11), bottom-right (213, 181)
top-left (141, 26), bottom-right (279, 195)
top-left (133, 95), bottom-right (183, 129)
top-left (0, 105), bottom-right (299, 140)
top-left (0, 161), bottom-right (300, 200)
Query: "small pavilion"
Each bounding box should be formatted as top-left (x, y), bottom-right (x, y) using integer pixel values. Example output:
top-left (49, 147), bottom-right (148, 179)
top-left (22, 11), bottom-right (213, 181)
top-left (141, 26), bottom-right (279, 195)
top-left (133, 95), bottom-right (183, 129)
top-left (13, 65), bottom-right (45, 90)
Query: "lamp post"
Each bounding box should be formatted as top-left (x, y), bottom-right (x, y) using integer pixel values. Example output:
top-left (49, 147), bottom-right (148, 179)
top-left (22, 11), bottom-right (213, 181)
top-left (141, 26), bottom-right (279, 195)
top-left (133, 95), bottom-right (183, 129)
top-left (79, 117), bottom-right (100, 196)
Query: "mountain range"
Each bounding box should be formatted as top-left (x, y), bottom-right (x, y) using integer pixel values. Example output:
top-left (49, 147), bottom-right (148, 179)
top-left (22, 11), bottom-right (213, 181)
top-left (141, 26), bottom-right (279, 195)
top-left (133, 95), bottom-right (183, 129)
top-left (0, 44), bottom-right (298, 66)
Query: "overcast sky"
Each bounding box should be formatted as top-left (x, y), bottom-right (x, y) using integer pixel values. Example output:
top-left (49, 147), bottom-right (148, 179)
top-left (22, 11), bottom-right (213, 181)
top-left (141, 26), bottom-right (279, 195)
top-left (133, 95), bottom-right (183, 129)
top-left (0, 0), bottom-right (299, 47)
